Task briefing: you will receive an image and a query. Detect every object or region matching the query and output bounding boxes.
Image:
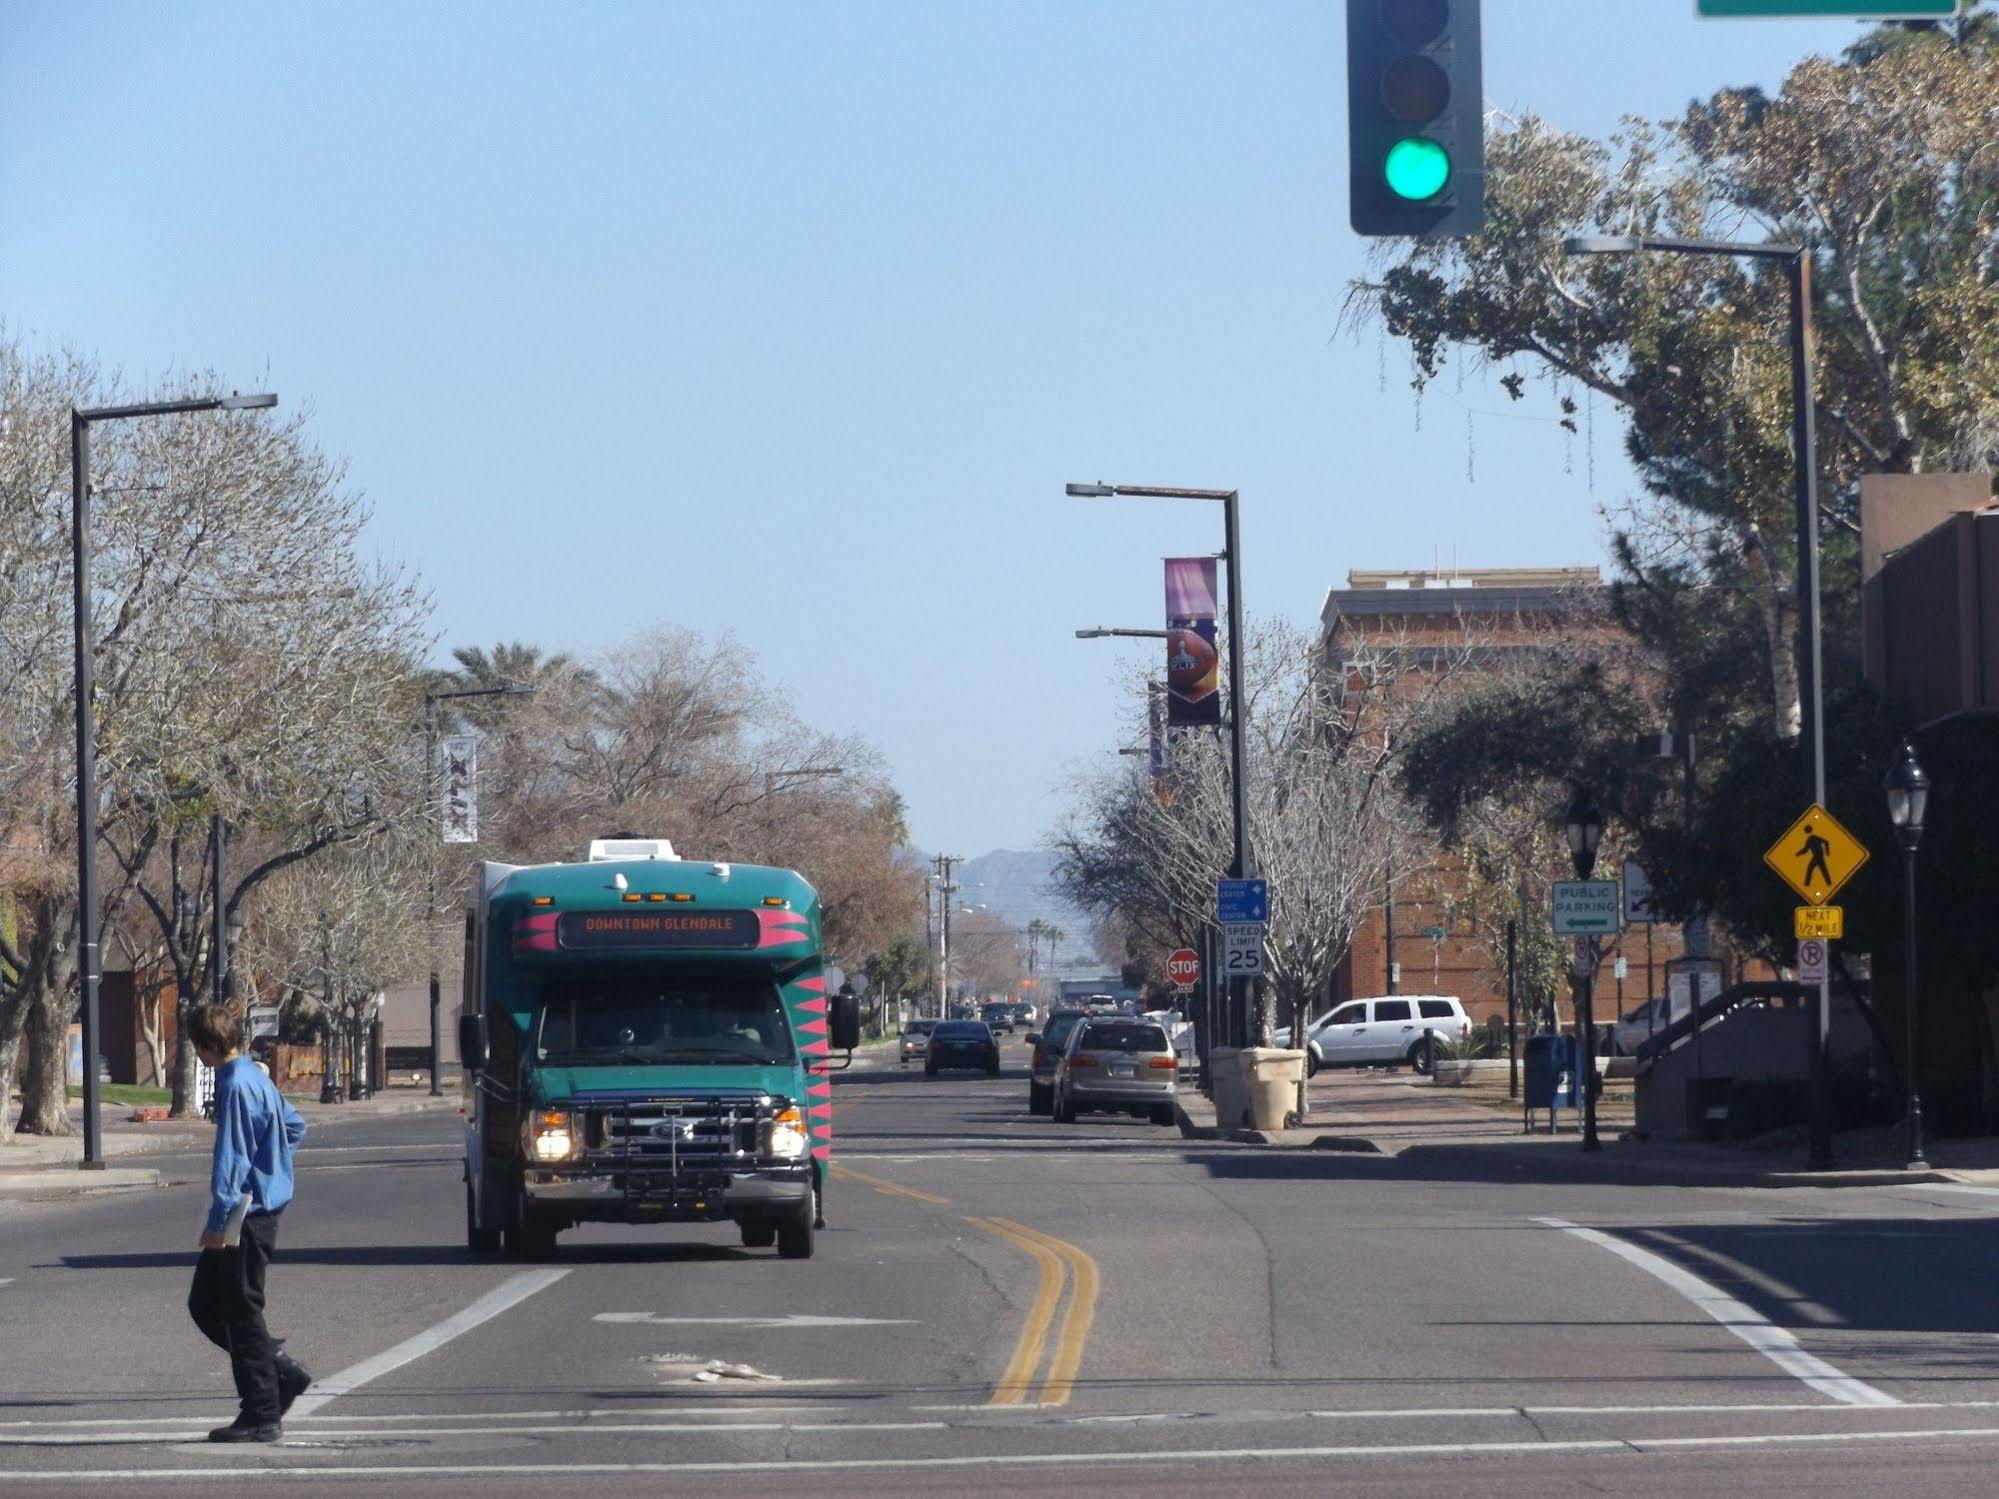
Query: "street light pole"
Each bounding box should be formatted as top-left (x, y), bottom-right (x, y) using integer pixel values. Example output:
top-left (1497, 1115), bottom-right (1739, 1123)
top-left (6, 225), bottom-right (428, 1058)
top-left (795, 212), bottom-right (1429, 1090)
top-left (1567, 233), bottom-right (1833, 1164)
top-left (1067, 482), bottom-right (1255, 1045)
top-left (70, 391), bottom-right (276, 1167)
top-left (424, 683), bottom-right (535, 1095)
top-left (210, 815), bottom-right (228, 1006)
top-left (1564, 792), bottom-right (1605, 1154)
top-left (1885, 741), bottom-right (1930, 1171)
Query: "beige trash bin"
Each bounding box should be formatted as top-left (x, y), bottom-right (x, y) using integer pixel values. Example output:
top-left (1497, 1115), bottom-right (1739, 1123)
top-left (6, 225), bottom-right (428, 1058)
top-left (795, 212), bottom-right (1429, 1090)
top-left (1240, 1048), bottom-right (1307, 1131)
top-left (1207, 1046), bottom-right (1247, 1129)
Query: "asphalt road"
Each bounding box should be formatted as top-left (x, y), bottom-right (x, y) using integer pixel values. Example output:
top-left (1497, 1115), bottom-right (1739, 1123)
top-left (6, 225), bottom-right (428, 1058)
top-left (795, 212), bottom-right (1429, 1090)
top-left (6, 1040), bottom-right (1999, 1494)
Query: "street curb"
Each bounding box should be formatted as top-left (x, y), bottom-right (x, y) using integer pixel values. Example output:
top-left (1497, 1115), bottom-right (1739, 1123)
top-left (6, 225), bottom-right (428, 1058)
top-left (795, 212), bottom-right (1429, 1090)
top-left (1172, 1096), bottom-right (1222, 1141)
top-left (0, 1167), bottom-right (161, 1198)
top-left (1175, 1088), bottom-right (1946, 1185)
top-left (1173, 1095), bottom-right (1382, 1152)
top-left (291, 1092), bottom-right (463, 1120)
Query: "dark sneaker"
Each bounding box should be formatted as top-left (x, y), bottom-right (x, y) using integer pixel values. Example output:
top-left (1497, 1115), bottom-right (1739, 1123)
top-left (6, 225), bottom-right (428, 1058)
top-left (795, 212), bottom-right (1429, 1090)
top-left (207, 1418), bottom-right (282, 1443)
top-left (276, 1357), bottom-right (313, 1415)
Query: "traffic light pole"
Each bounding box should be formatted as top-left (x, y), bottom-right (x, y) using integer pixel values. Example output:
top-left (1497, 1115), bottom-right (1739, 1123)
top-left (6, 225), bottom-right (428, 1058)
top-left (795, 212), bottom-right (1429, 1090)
top-left (1787, 250), bottom-right (1834, 1171)
top-left (1568, 233), bottom-right (1831, 1163)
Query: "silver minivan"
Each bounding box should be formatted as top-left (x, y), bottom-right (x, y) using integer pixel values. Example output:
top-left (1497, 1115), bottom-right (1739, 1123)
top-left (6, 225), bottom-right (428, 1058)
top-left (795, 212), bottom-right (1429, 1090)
top-left (1052, 1018), bottom-right (1178, 1125)
top-left (1291, 995), bottom-right (1470, 1076)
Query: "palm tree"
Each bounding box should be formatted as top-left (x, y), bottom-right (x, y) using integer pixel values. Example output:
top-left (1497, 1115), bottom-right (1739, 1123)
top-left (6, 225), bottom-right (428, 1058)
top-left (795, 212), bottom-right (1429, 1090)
top-left (1026, 918), bottom-right (1046, 973)
top-left (433, 642), bottom-right (598, 728)
top-left (1043, 925), bottom-right (1063, 973)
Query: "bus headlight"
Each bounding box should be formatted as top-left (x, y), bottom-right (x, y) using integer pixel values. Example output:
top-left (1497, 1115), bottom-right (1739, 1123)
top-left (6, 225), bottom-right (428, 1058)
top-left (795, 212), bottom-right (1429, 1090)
top-left (526, 1110), bottom-right (578, 1162)
top-left (766, 1105), bottom-right (810, 1162)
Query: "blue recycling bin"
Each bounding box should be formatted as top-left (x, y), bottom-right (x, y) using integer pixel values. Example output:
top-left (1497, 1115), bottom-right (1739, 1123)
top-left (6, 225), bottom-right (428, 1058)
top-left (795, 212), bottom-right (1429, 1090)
top-left (1523, 1034), bottom-right (1579, 1133)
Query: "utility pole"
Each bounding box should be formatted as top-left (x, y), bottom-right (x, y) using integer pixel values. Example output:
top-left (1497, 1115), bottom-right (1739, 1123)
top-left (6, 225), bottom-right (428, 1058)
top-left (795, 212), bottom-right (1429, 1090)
top-left (934, 854), bottom-right (961, 1016)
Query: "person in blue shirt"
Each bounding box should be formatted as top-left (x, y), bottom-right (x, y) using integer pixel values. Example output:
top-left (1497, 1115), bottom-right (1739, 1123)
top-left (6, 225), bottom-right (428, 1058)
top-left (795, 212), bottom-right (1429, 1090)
top-left (185, 1002), bottom-right (312, 1442)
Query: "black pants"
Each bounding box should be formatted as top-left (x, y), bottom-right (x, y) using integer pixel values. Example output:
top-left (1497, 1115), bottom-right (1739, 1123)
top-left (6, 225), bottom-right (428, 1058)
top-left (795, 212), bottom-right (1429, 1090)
top-left (187, 1210), bottom-right (283, 1421)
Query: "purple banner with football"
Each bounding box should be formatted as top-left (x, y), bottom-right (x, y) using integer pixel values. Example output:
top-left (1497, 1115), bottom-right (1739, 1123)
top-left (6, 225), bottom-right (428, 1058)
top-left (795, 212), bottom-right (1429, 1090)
top-left (1164, 557), bottom-right (1221, 727)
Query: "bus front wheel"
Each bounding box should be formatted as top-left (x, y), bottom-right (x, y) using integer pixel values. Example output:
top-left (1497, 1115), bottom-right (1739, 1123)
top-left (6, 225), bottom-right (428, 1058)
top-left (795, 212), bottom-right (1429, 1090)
top-left (505, 1182), bottom-right (558, 1260)
top-left (465, 1180), bottom-right (499, 1254)
top-left (777, 1193), bottom-right (815, 1260)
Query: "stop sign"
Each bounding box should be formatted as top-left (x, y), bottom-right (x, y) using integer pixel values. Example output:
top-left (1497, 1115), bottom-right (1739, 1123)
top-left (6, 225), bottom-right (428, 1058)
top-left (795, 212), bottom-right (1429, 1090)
top-left (1166, 948), bottom-right (1200, 989)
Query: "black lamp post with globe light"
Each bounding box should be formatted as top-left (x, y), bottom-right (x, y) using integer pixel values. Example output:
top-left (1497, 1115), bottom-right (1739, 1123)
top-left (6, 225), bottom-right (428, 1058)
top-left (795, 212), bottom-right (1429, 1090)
top-left (1884, 741), bottom-right (1930, 1171)
top-left (1564, 792), bottom-right (1605, 1154)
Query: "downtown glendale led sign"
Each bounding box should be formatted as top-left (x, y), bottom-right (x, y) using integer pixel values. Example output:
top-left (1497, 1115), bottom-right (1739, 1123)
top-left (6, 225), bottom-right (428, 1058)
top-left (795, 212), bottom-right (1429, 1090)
top-left (557, 910), bottom-right (760, 950)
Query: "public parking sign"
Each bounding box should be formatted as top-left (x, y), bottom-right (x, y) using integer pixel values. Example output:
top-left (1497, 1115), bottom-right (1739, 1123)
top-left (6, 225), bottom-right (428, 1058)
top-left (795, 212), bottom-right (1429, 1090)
top-left (1216, 879), bottom-right (1268, 924)
top-left (1166, 948), bottom-right (1200, 990)
top-left (1552, 880), bottom-right (1622, 936)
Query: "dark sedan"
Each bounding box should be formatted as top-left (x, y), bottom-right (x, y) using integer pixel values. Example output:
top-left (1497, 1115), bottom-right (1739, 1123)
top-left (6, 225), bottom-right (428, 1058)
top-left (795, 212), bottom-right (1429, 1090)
top-left (924, 1020), bottom-right (1001, 1077)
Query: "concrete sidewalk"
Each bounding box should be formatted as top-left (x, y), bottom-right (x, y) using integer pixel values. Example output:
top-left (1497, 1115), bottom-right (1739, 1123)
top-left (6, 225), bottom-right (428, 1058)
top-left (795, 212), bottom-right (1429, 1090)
top-left (1175, 1068), bottom-right (1982, 1190)
top-left (0, 1086), bottom-right (460, 1199)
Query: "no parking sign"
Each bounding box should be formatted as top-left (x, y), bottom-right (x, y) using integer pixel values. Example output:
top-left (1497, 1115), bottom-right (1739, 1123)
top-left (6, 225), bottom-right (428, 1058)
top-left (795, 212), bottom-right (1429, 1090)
top-left (1796, 938), bottom-right (1828, 985)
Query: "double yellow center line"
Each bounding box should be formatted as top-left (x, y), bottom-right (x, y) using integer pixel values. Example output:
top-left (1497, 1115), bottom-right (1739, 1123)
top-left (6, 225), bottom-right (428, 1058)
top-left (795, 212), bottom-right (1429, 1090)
top-left (967, 1216), bottom-right (1099, 1406)
top-left (828, 1163), bottom-right (1101, 1406)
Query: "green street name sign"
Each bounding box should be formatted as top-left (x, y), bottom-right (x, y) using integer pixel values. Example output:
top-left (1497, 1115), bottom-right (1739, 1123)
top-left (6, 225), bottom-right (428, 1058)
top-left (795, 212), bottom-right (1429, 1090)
top-left (1698, 1), bottom-right (1955, 15)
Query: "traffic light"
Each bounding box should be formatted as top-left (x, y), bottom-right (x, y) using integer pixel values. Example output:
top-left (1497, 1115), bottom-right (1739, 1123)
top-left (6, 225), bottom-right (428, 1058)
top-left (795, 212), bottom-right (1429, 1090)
top-left (1346, 0), bottom-right (1483, 238)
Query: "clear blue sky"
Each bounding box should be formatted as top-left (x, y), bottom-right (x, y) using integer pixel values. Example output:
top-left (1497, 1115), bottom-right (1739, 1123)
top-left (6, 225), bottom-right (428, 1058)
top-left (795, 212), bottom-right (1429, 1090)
top-left (1, 1), bottom-right (1878, 856)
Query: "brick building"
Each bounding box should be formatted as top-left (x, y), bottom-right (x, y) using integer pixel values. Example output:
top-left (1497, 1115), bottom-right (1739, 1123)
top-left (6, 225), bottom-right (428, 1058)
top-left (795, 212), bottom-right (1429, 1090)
top-left (1318, 564), bottom-right (1686, 1026)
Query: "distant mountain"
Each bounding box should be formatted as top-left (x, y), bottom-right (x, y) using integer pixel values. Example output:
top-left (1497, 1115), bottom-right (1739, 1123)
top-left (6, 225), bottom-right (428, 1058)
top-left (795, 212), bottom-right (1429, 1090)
top-left (924, 848), bottom-right (1103, 974)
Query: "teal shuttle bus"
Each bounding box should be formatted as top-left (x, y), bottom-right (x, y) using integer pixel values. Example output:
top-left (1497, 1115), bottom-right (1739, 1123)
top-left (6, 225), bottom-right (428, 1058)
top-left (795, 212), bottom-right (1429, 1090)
top-left (459, 838), bottom-right (860, 1260)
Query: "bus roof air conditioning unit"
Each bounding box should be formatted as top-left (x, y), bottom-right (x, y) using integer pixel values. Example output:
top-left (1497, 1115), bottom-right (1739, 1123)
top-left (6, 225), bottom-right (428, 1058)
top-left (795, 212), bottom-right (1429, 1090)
top-left (587, 838), bottom-right (680, 863)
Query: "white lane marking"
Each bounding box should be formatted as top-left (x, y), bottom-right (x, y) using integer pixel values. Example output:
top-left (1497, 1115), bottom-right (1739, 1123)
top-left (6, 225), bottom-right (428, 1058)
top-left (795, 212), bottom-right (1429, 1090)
top-left (1536, 1217), bottom-right (1899, 1408)
top-left (14, 1426), bottom-right (1999, 1480)
top-left (0, 1421), bottom-right (947, 1447)
top-left (0, 1404), bottom-right (839, 1429)
top-left (287, 1269), bottom-right (569, 1419)
top-left (1907, 1184), bottom-right (1999, 1199)
top-left (0, 1279), bottom-right (12, 1287)
top-left (594, 1312), bottom-right (915, 1329)
top-left (23, 1397), bottom-right (1999, 1436)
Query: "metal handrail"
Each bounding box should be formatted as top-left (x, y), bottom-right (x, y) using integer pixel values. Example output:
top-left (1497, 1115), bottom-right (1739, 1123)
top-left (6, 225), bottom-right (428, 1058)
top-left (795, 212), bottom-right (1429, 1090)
top-left (1630, 981), bottom-right (1815, 1069)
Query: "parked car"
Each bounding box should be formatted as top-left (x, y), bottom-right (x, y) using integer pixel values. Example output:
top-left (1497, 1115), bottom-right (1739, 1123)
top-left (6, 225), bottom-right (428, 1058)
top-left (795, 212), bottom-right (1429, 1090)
top-left (1051, 1018), bottom-right (1178, 1125)
top-left (925, 1020), bottom-right (1000, 1076)
top-left (1604, 996), bottom-right (1687, 1056)
top-left (899, 1018), bottom-right (939, 1065)
top-left (1025, 1009), bottom-right (1090, 1115)
top-left (1143, 1008), bottom-right (1199, 1066)
top-left (980, 1003), bottom-right (1016, 1035)
top-left (1277, 995), bottom-right (1471, 1076)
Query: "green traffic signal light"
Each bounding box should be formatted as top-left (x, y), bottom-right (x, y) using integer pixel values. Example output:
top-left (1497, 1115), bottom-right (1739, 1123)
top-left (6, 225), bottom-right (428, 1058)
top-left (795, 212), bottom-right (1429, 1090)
top-left (1383, 137), bottom-right (1450, 200)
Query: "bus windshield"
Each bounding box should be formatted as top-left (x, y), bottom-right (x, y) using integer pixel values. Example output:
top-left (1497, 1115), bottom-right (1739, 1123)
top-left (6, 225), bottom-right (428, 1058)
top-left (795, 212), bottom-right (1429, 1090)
top-left (533, 973), bottom-right (795, 1067)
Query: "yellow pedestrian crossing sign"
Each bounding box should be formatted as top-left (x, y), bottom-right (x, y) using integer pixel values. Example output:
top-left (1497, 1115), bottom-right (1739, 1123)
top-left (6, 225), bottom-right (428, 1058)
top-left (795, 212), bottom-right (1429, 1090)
top-left (1764, 804), bottom-right (1869, 906)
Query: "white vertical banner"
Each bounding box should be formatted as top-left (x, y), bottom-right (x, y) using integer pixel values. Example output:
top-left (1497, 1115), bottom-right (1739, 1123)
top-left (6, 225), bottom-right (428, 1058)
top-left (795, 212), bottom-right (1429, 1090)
top-left (441, 734), bottom-right (479, 844)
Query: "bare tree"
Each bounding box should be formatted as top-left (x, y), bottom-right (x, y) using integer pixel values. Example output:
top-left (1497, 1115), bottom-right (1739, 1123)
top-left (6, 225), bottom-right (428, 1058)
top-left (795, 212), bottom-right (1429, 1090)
top-left (240, 827), bottom-right (429, 1086)
top-left (0, 338), bottom-right (433, 1129)
top-left (1056, 619), bottom-right (1480, 1108)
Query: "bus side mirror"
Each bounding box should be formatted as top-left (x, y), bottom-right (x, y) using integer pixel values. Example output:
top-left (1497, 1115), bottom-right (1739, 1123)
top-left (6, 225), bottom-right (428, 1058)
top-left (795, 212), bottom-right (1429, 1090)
top-left (458, 1015), bottom-right (487, 1073)
top-left (829, 990), bottom-right (861, 1052)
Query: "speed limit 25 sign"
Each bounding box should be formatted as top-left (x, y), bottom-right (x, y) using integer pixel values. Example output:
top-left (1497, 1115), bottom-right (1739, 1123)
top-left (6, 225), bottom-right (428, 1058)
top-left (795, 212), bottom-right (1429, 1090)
top-left (1223, 923), bottom-right (1265, 977)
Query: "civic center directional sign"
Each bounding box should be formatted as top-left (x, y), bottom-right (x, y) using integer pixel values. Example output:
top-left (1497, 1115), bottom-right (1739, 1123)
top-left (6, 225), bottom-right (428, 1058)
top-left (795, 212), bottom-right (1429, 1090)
top-left (1216, 879), bottom-right (1268, 925)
